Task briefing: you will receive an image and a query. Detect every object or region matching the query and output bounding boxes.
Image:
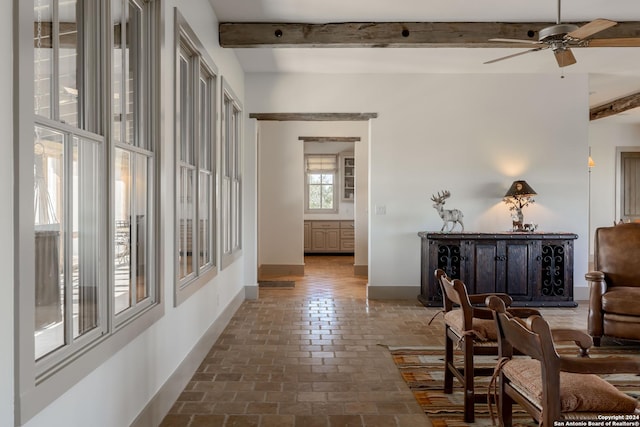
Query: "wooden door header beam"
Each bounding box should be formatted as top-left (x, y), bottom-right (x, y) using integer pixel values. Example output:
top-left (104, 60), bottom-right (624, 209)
top-left (220, 21), bottom-right (640, 48)
top-left (590, 92), bottom-right (640, 121)
top-left (298, 136), bottom-right (361, 142)
top-left (249, 112), bottom-right (377, 121)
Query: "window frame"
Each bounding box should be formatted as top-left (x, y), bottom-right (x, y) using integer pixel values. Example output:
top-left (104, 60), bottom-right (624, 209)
top-left (304, 154), bottom-right (339, 214)
top-left (220, 78), bottom-right (243, 269)
top-left (16, 0), bottom-right (162, 423)
top-left (174, 9), bottom-right (218, 305)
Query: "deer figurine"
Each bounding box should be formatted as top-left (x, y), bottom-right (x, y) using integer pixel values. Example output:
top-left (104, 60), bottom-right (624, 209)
top-left (431, 190), bottom-right (464, 232)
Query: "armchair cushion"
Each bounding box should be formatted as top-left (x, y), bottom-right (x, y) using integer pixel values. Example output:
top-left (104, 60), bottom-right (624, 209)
top-left (503, 359), bottom-right (639, 413)
top-left (602, 287), bottom-right (640, 316)
top-left (444, 309), bottom-right (498, 341)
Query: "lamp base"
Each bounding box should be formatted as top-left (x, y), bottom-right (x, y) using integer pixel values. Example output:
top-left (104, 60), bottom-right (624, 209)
top-left (511, 222), bottom-right (538, 232)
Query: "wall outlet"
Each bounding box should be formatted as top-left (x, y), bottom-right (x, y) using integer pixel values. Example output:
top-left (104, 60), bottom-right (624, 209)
top-left (375, 205), bottom-right (386, 215)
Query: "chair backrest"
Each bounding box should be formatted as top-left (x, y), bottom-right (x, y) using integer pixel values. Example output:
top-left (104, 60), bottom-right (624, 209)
top-left (435, 268), bottom-right (472, 313)
top-left (594, 223), bottom-right (640, 287)
top-left (486, 296), bottom-right (555, 364)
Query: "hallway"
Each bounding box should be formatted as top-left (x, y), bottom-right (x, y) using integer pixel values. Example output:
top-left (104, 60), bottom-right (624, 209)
top-left (159, 256), bottom-right (589, 427)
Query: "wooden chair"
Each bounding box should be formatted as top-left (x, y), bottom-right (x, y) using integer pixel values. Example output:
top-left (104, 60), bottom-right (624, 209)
top-left (487, 295), bottom-right (640, 427)
top-left (435, 269), bottom-right (539, 423)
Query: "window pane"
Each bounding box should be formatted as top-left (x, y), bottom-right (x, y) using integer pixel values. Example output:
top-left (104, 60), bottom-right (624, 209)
top-left (321, 173), bottom-right (333, 184)
top-left (112, 0), bottom-right (123, 143)
top-left (134, 155), bottom-right (148, 303)
top-left (322, 184), bottom-right (334, 209)
top-left (178, 166), bottom-right (195, 279)
top-left (125, 1), bottom-right (141, 146)
top-left (199, 75), bottom-right (210, 171)
top-left (222, 177), bottom-right (231, 254)
top-left (34, 0), bottom-right (54, 119)
top-left (34, 126), bottom-right (65, 359)
top-left (114, 148), bottom-right (132, 314)
top-left (199, 171), bottom-right (211, 268)
top-left (58, 0), bottom-right (79, 126)
top-left (114, 150), bottom-right (149, 311)
top-left (72, 136), bottom-right (101, 338)
top-left (179, 52), bottom-right (191, 164)
top-left (308, 173), bottom-right (321, 184)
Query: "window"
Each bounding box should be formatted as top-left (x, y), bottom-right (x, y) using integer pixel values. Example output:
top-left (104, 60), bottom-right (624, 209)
top-left (305, 155), bottom-right (338, 213)
top-left (221, 79), bottom-right (242, 268)
top-left (19, 0), bottom-right (160, 421)
top-left (175, 10), bottom-right (217, 303)
top-left (620, 151), bottom-right (640, 221)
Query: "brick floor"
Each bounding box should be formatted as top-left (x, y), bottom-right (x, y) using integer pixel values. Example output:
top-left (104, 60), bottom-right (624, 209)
top-left (160, 255), bottom-right (589, 427)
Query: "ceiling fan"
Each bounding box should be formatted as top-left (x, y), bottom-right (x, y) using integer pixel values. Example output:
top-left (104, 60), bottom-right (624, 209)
top-left (484, 0), bottom-right (640, 68)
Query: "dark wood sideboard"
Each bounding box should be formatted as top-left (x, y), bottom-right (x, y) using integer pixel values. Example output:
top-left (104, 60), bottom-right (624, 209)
top-left (418, 232), bottom-right (578, 307)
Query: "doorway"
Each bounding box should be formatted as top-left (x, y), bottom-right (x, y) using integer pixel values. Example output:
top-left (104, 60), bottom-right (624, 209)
top-left (255, 116), bottom-right (372, 281)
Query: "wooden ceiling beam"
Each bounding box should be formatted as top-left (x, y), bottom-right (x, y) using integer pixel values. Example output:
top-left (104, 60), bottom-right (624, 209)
top-left (590, 92), bottom-right (640, 121)
top-left (219, 21), bottom-right (640, 48)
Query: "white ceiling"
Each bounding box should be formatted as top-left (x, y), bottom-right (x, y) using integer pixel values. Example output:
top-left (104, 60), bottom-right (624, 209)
top-left (209, 0), bottom-right (640, 123)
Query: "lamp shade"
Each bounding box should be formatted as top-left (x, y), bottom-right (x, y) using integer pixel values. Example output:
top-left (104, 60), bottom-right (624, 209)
top-left (504, 180), bottom-right (537, 198)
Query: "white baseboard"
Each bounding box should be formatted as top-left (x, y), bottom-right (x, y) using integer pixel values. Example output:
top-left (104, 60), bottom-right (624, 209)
top-left (366, 285), bottom-right (420, 300)
top-left (130, 288), bottom-right (245, 427)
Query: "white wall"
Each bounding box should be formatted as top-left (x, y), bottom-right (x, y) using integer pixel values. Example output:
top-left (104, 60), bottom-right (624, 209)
top-left (7, 1), bottom-right (251, 426)
top-left (588, 121), bottom-right (640, 257)
top-left (247, 72), bottom-right (591, 297)
top-left (2, 0), bottom-right (14, 426)
top-left (257, 121), bottom-right (368, 268)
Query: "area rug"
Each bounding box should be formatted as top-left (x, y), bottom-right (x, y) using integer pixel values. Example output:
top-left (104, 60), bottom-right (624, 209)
top-left (258, 280), bottom-right (295, 288)
top-left (386, 345), bottom-right (640, 427)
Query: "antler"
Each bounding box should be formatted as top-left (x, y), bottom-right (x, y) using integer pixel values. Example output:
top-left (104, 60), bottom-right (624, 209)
top-left (431, 190), bottom-right (451, 203)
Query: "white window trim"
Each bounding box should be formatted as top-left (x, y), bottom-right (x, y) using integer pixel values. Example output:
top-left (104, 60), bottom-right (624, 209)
top-left (174, 9), bottom-right (219, 305)
top-left (220, 78), bottom-right (243, 270)
top-left (15, 1), bottom-right (163, 423)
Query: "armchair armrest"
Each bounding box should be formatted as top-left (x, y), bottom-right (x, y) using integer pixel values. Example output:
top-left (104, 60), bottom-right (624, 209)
top-left (506, 307), bottom-right (542, 318)
top-left (585, 271), bottom-right (607, 338)
top-left (468, 293), bottom-right (513, 306)
top-left (560, 356), bottom-right (640, 375)
top-left (585, 271), bottom-right (605, 282)
top-left (551, 328), bottom-right (593, 356)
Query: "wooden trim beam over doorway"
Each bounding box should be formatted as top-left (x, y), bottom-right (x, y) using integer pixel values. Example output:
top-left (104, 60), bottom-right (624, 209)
top-left (249, 112), bottom-right (377, 121)
top-left (298, 136), bottom-right (361, 143)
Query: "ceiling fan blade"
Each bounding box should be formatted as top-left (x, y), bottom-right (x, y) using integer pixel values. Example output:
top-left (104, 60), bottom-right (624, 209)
top-left (484, 47), bottom-right (547, 65)
top-left (587, 37), bottom-right (640, 47)
top-left (489, 38), bottom-right (540, 45)
top-left (566, 18), bottom-right (617, 40)
top-left (554, 48), bottom-right (577, 68)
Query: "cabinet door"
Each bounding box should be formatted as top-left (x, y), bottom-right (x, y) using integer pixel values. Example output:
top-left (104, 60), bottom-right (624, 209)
top-left (304, 222), bottom-right (311, 251)
top-left (311, 229), bottom-right (327, 251)
top-left (503, 240), bottom-right (536, 299)
top-left (537, 240), bottom-right (573, 301)
top-left (427, 239), bottom-right (463, 302)
top-left (467, 240), bottom-right (499, 294)
top-left (326, 229), bottom-right (340, 251)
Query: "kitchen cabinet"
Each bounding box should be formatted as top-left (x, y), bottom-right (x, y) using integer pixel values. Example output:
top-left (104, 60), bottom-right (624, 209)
top-left (341, 154), bottom-right (355, 201)
top-left (305, 220), bottom-right (354, 253)
top-left (417, 232), bottom-right (578, 307)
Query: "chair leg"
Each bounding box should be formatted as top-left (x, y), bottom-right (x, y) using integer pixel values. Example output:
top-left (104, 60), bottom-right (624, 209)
top-left (463, 336), bottom-right (475, 423)
top-left (444, 329), bottom-right (454, 394)
top-left (592, 336), bottom-right (601, 347)
top-left (500, 378), bottom-right (513, 427)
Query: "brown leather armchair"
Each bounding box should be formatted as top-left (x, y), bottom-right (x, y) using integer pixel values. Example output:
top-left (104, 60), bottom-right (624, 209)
top-left (586, 222), bottom-right (640, 346)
